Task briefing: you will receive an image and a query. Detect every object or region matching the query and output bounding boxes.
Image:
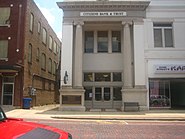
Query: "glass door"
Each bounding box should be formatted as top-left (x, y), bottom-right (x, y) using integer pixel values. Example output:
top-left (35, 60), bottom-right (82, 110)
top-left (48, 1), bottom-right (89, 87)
top-left (2, 83), bottom-right (14, 105)
top-left (94, 87), bottom-right (112, 108)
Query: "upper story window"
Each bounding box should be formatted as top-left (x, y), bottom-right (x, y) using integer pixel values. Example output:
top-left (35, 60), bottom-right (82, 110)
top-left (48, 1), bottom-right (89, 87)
top-left (49, 36), bottom-right (53, 50)
top-left (42, 28), bottom-right (47, 45)
top-left (0, 8), bottom-right (10, 25)
top-left (113, 72), bottom-right (122, 81)
top-left (0, 40), bottom-right (8, 59)
top-left (30, 13), bottom-right (34, 32)
top-left (153, 23), bottom-right (173, 48)
top-left (84, 73), bottom-right (93, 82)
top-left (38, 22), bottom-right (41, 34)
top-left (53, 61), bottom-right (57, 75)
top-left (28, 43), bottom-right (32, 63)
top-left (41, 53), bottom-right (46, 70)
top-left (98, 31), bottom-right (108, 53)
top-left (95, 73), bottom-right (111, 82)
top-left (112, 31), bottom-right (121, 52)
top-left (53, 41), bottom-right (57, 54)
top-left (36, 48), bottom-right (40, 60)
top-left (84, 72), bottom-right (122, 82)
top-left (48, 58), bottom-right (52, 73)
top-left (84, 31), bottom-right (94, 53)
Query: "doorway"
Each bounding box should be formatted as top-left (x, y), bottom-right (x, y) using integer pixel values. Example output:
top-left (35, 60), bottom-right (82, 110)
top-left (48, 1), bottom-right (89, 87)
top-left (1, 76), bottom-right (14, 105)
top-left (93, 87), bottom-right (112, 109)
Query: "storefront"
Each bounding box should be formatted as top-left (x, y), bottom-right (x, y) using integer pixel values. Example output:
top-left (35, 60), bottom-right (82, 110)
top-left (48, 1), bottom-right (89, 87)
top-left (148, 63), bottom-right (185, 109)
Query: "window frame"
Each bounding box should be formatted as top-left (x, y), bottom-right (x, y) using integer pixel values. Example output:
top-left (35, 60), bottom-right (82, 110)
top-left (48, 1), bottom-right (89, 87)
top-left (97, 31), bottom-right (108, 53)
top-left (0, 40), bottom-right (8, 59)
top-left (153, 23), bottom-right (174, 48)
top-left (42, 28), bottom-right (47, 45)
top-left (30, 13), bottom-right (34, 32)
top-left (41, 53), bottom-right (46, 70)
top-left (28, 43), bottom-right (32, 63)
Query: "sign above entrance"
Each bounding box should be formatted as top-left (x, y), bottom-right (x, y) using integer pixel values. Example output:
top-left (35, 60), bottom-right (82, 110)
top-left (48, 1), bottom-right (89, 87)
top-left (154, 64), bottom-right (185, 73)
top-left (80, 11), bottom-right (127, 17)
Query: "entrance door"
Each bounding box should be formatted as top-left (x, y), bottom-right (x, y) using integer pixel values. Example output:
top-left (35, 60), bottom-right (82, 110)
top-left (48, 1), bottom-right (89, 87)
top-left (2, 83), bottom-right (14, 105)
top-left (94, 87), bottom-right (112, 108)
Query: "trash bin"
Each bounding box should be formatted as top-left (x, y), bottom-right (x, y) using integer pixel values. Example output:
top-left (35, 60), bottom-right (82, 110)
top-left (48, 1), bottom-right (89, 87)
top-left (23, 98), bottom-right (32, 109)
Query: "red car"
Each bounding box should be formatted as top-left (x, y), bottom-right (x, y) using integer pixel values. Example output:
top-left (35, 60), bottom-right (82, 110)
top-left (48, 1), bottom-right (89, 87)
top-left (0, 107), bottom-right (72, 139)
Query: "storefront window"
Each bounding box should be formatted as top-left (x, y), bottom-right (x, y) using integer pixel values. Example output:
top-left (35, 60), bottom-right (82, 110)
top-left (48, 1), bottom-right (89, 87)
top-left (149, 80), bottom-right (170, 107)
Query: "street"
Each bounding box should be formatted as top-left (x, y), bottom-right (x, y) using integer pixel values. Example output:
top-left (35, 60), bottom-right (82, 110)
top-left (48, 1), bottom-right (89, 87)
top-left (27, 119), bottom-right (185, 139)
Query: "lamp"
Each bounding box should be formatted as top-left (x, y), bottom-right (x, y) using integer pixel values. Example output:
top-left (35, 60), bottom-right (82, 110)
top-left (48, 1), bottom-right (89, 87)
top-left (64, 71), bottom-right (68, 84)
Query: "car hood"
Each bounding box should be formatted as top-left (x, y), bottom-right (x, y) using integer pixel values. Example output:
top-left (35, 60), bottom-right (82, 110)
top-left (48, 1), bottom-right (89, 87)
top-left (0, 118), bottom-right (68, 139)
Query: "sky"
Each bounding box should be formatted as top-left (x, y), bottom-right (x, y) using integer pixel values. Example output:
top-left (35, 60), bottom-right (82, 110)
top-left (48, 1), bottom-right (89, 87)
top-left (34, 0), bottom-right (63, 40)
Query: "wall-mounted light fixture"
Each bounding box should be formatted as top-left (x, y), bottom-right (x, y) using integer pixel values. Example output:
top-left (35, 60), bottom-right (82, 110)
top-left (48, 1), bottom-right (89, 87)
top-left (64, 71), bottom-right (68, 84)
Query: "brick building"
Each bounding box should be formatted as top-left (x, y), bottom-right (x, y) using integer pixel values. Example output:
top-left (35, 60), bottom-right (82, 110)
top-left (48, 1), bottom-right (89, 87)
top-left (0, 0), bottom-right (61, 107)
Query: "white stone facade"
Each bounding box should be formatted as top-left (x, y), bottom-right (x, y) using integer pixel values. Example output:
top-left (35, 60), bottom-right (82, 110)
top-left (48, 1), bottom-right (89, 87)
top-left (58, 0), bottom-right (185, 111)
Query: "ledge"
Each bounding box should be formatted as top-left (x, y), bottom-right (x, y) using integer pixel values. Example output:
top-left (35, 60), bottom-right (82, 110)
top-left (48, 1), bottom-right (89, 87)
top-left (57, 1), bottom-right (150, 11)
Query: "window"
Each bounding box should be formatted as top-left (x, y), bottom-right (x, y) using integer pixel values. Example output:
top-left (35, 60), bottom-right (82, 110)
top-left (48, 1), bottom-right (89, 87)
top-left (41, 53), bottom-right (46, 70)
top-left (53, 61), bottom-right (57, 75)
top-left (84, 72), bottom-right (122, 82)
top-left (149, 80), bottom-right (170, 107)
top-left (84, 31), bottom-right (94, 53)
top-left (0, 40), bottom-right (8, 59)
top-left (112, 31), bottom-right (121, 52)
top-left (53, 41), bottom-right (57, 54)
top-left (84, 73), bottom-right (93, 82)
top-left (42, 28), bottom-right (47, 44)
top-left (28, 44), bottom-right (32, 63)
top-left (104, 87), bottom-right (110, 101)
top-left (84, 87), bottom-right (93, 100)
top-left (113, 72), bottom-right (122, 81)
top-left (49, 36), bottom-right (53, 50)
top-left (30, 13), bottom-right (34, 32)
top-left (98, 31), bottom-right (108, 53)
top-left (153, 23), bottom-right (173, 48)
top-left (48, 58), bottom-right (52, 73)
top-left (95, 73), bottom-right (111, 82)
top-left (95, 87), bottom-right (102, 101)
top-left (38, 22), bottom-right (41, 34)
top-left (0, 8), bottom-right (10, 25)
top-left (113, 87), bottom-right (122, 101)
top-left (36, 48), bottom-right (40, 60)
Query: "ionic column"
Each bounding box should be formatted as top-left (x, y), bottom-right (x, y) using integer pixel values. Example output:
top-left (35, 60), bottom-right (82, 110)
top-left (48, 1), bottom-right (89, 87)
top-left (74, 21), bottom-right (84, 88)
top-left (122, 22), bottom-right (133, 88)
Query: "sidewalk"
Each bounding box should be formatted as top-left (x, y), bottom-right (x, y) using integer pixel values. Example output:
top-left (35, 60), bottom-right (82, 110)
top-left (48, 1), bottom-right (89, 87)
top-left (3, 105), bottom-right (185, 121)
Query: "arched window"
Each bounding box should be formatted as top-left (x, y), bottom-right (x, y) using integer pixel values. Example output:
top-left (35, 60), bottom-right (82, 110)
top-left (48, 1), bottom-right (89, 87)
top-left (48, 58), bottom-right (52, 73)
top-left (28, 43), bottom-right (32, 63)
top-left (41, 53), bottom-right (46, 70)
top-left (30, 13), bottom-right (34, 32)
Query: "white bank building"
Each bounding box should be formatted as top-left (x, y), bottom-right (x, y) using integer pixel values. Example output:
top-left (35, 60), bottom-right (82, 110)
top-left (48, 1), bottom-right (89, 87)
top-left (57, 0), bottom-right (185, 111)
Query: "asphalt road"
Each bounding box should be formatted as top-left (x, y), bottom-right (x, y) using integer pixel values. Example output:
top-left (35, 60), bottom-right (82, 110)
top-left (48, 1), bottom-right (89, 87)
top-left (27, 119), bottom-right (185, 139)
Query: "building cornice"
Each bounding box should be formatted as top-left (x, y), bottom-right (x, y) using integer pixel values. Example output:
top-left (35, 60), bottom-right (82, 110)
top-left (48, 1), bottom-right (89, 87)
top-left (57, 1), bottom-right (151, 11)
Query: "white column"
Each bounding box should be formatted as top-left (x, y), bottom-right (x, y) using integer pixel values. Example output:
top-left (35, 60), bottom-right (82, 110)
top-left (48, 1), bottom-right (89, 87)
top-left (122, 22), bottom-right (133, 88)
top-left (74, 21), bottom-right (84, 88)
top-left (133, 20), bottom-right (146, 86)
top-left (61, 23), bottom-right (73, 86)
